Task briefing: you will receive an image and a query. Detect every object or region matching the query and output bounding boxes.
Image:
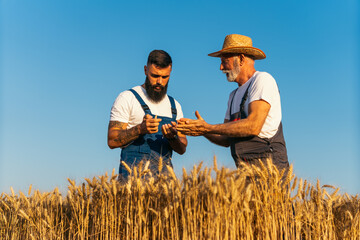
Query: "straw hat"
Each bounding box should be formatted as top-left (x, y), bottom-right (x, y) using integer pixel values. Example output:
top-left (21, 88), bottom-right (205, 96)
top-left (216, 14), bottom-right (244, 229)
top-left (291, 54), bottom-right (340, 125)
top-left (208, 34), bottom-right (266, 60)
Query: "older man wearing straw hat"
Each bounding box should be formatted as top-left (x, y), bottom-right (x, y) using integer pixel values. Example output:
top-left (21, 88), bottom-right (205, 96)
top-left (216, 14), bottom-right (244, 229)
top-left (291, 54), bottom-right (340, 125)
top-left (177, 34), bottom-right (289, 172)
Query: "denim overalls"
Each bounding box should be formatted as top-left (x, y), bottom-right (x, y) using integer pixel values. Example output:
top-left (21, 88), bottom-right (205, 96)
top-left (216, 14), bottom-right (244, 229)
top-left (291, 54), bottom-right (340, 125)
top-left (119, 89), bottom-right (177, 181)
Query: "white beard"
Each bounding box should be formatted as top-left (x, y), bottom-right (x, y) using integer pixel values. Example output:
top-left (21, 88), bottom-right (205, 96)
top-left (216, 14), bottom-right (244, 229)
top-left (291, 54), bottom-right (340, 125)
top-left (222, 60), bottom-right (241, 82)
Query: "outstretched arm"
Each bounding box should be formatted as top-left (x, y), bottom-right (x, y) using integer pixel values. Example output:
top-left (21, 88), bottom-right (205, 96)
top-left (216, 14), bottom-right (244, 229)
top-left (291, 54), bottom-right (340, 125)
top-left (107, 114), bottom-right (162, 149)
top-left (177, 111), bottom-right (230, 147)
top-left (177, 100), bottom-right (270, 139)
top-left (203, 119), bottom-right (231, 147)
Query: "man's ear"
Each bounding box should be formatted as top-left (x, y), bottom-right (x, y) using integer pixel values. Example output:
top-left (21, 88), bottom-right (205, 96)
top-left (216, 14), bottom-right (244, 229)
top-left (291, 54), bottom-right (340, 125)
top-left (144, 65), bottom-right (147, 75)
top-left (239, 54), bottom-right (245, 66)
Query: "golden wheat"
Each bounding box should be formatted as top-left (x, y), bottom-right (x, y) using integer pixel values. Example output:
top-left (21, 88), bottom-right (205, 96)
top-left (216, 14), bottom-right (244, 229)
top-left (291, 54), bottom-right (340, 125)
top-left (0, 158), bottom-right (359, 239)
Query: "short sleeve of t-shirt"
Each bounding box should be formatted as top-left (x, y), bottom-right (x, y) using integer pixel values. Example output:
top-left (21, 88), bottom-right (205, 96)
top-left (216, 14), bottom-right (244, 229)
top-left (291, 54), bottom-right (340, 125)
top-left (248, 72), bottom-right (279, 106)
top-left (110, 90), bottom-right (134, 123)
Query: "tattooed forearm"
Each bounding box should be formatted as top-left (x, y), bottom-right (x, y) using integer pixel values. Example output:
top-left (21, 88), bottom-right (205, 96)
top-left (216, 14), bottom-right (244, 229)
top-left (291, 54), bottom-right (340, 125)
top-left (108, 121), bottom-right (126, 130)
top-left (113, 125), bottom-right (141, 145)
top-left (108, 121), bottom-right (141, 149)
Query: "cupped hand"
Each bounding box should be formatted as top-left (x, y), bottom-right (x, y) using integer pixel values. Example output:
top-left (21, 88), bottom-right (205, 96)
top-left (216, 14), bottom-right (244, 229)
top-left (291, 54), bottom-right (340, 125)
top-left (140, 114), bottom-right (162, 134)
top-left (161, 121), bottom-right (178, 140)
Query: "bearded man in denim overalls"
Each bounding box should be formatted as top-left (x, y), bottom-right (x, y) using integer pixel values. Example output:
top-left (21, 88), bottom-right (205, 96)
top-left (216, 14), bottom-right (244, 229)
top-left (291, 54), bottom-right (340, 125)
top-left (108, 50), bottom-right (187, 182)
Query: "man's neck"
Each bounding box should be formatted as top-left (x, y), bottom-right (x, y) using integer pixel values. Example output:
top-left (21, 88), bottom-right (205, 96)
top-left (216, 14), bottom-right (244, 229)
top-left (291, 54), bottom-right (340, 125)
top-left (236, 68), bottom-right (256, 86)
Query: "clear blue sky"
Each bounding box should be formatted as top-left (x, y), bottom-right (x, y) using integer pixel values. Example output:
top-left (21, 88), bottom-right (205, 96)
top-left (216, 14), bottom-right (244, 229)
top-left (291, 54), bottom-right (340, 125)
top-left (1, 0), bottom-right (359, 195)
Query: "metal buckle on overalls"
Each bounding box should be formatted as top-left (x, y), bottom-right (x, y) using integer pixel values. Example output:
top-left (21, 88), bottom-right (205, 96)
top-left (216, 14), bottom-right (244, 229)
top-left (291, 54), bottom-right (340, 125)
top-left (142, 105), bottom-right (150, 111)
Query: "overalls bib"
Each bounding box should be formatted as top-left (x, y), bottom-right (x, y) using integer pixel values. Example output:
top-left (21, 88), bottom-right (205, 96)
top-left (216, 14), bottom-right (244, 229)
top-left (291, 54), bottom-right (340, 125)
top-left (229, 81), bottom-right (289, 172)
top-left (119, 89), bottom-right (177, 180)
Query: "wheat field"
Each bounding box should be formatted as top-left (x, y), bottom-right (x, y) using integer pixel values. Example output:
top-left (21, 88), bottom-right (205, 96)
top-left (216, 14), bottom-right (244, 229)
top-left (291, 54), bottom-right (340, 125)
top-left (1, 157), bottom-right (359, 239)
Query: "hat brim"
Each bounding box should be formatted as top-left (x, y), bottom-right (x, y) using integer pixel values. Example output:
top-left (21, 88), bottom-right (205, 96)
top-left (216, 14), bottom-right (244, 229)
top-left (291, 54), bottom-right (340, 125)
top-left (208, 46), bottom-right (266, 60)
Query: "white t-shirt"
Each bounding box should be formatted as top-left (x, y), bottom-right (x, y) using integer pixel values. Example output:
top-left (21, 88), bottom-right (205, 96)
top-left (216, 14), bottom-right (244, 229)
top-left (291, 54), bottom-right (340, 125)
top-left (225, 71), bottom-right (282, 138)
top-left (110, 85), bottom-right (184, 129)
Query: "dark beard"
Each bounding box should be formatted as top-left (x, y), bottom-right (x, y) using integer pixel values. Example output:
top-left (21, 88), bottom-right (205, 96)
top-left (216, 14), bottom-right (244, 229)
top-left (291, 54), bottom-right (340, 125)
top-left (144, 77), bottom-right (168, 103)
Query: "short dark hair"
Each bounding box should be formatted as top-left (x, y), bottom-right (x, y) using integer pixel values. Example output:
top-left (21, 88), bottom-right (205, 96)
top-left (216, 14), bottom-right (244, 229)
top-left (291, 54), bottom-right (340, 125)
top-left (147, 50), bottom-right (172, 68)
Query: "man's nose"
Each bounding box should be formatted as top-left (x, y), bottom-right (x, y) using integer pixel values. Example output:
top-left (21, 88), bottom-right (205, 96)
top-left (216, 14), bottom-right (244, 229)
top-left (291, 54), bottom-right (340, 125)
top-left (156, 77), bottom-right (163, 84)
top-left (220, 63), bottom-right (224, 71)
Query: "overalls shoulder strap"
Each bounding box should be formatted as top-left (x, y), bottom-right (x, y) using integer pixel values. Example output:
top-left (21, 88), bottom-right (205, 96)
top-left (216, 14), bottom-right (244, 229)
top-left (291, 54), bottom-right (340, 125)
top-left (168, 95), bottom-right (177, 120)
top-left (229, 89), bottom-right (237, 116)
top-left (128, 89), bottom-right (152, 115)
top-left (229, 80), bottom-right (253, 117)
top-left (240, 81), bottom-right (252, 119)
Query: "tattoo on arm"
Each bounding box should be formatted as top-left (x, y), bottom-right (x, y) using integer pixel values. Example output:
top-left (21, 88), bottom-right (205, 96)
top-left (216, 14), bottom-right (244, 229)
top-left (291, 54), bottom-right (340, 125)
top-left (114, 126), bottom-right (141, 145)
top-left (108, 121), bottom-right (141, 148)
top-left (109, 121), bottom-right (126, 130)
